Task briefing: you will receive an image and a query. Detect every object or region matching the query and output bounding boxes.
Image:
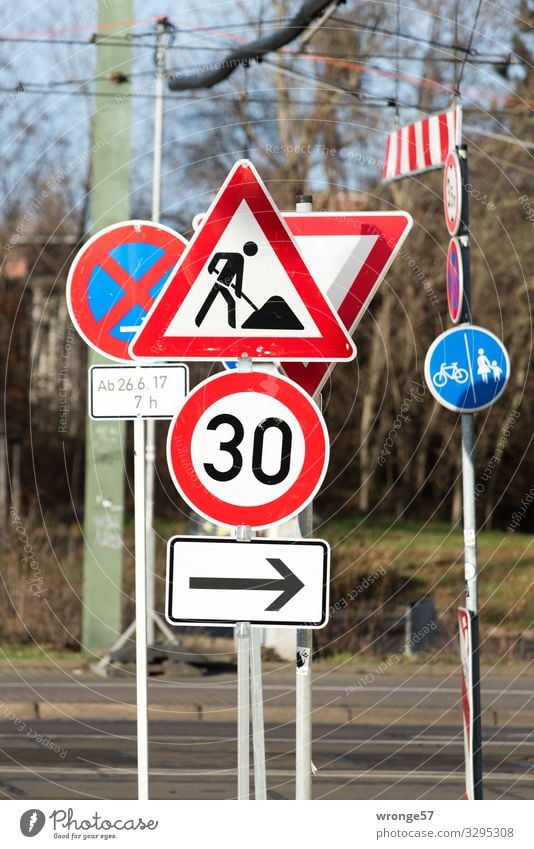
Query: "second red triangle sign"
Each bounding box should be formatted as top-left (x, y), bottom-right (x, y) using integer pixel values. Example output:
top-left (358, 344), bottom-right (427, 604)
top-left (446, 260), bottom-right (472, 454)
top-left (130, 160), bottom-right (356, 362)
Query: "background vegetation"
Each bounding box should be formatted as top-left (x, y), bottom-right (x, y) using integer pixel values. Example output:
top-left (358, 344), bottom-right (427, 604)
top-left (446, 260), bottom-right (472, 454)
top-left (0, 0), bottom-right (532, 653)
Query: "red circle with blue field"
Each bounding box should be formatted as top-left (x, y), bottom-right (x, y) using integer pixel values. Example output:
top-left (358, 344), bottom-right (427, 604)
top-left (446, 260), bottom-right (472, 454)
top-left (447, 237), bottom-right (464, 324)
top-left (67, 221), bottom-right (187, 361)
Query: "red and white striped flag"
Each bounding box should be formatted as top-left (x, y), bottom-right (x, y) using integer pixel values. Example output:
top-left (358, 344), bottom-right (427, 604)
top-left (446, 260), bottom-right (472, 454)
top-left (382, 107), bottom-right (462, 182)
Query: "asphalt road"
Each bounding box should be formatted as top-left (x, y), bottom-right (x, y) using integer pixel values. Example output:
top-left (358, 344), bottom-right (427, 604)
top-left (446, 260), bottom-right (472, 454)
top-left (0, 663), bottom-right (533, 800)
top-left (0, 719), bottom-right (533, 800)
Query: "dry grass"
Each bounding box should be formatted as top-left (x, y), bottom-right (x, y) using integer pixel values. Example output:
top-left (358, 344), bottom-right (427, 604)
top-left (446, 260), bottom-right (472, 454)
top-left (1, 512), bottom-right (532, 658)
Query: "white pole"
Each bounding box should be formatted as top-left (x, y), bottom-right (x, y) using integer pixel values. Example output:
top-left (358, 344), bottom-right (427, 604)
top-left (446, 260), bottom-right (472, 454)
top-left (134, 416), bottom-right (149, 800)
top-left (237, 620), bottom-right (251, 800)
top-left (250, 627), bottom-right (267, 799)
top-left (151, 20), bottom-right (165, 224)
top-left (458, 144), bottom-right (483, 799)
top-left (295, 194), bottom-right (314, 801)
top-left (462, 413), bottom-right (478, 615)
top-left (145, 425), bottom-right (156, 647)
top-left (461, 411), bottom-right (483, 798)
top-left (145, 18), bottom-right (166, 646)
top-left (296, 509), bottom-right (313, 801)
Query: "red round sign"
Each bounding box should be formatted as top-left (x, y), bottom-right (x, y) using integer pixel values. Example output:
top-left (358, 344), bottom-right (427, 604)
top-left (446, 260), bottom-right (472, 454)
top-left (443, 149), bottom-right (463, 237)
top-left (167, 370), bottom-right (329, 529)
top-left (447, 236), bottom-right (464, 324)
top-left (67, 221), bottom-right (187, 362)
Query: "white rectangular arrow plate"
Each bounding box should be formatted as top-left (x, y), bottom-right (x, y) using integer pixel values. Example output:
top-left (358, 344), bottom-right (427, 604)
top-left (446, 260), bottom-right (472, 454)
top-left (166, 536), bottom-right (330, 628)
top-left (89, 364), bottom-right (188, 420)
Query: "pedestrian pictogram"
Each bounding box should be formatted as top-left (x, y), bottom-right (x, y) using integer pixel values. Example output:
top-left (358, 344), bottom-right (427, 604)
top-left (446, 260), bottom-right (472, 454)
top-left (130, 161), bottom-right (356, 362)
top-left (166, 370), bottom-right (329, 528)
top-left (67, 221), bottom-right (187, 361)
top-left (425, 326), bottom-right (510, 412)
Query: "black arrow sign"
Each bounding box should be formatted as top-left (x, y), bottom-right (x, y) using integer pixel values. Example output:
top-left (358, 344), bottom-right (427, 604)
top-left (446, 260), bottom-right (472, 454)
top-left (189, 558), bottom-right (304, 612)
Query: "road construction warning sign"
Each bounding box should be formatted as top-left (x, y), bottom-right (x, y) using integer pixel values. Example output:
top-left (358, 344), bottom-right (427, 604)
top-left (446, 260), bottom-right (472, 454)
top-left (130, 160), bottom-right (356, 362)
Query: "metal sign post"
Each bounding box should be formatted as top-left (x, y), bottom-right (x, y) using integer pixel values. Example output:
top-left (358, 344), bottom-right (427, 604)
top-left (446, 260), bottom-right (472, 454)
top-left (250, 627), bottom-right (267, 800)
top-left (153, 163), bottom-right (396, 802)
top-left (146, 17), bottom-right (173, 646)
top-left (236, 619), bottom-right (251, 800)
top-left (234, 359), bottom-right (265, 802)
top-left (461, 411), bottom-right (483, 799)
top-left (295, 194), bottom-right (314, 802)
top-left (133, 417), bottom-right (149, 800)
top-left (456, 157), bottom-right (482, 798)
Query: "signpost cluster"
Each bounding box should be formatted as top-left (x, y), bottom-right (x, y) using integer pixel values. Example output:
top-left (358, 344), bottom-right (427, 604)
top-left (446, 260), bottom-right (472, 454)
top-left (67, 159), bottom-right (411, 800)
top-left (383, 106), bottom-right (510, 800)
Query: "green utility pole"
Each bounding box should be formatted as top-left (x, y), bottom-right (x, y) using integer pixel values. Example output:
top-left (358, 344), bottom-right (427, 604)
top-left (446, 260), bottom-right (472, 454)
top-left (81, 0), bottom-right (133, 656)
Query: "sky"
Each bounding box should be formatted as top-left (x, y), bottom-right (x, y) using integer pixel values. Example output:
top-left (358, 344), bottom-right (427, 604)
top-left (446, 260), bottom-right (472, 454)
top-left (0, 1), bottom-right (528, 234)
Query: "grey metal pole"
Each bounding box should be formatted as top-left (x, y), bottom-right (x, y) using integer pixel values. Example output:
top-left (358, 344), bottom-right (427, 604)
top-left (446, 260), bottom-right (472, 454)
top-left (151, 19), bottom-right (165, 225)
top-left (0, 427), bottom-right (7, 547)
top-left (461, 412), bottom-right (483, 799)
top-left (145, 18), bottom-right (167, 646)
top-left (461, 413), bottom-right (478, 615)
top-left (295, 623), bottom-right (313, 799)
top-left (458, 142), bottom-right (483, 799)
top-left (295, 193), bottom-right (315, 801)
top-left (133, 417), bottom-right (150, 799)
top-left (237, 621), bottom-right (251, 800)
top-left (145, 427), bottom-right (156, 647)
top-left (250, 627), bottom-right (267, 799)
top-left (296, 500), bottom-right (313, 801)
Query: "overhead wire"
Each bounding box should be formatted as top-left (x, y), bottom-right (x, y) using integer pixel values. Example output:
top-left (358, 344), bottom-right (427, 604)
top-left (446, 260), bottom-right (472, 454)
top-left (166, 0), bottom-right (343, 90)
top-left (464, 124), bottom-right (534, 150)
top-left (2, 10), bottom-right (531, 112)
top-left (468, 150), bottom-right (534, 176)
top-left (329, 15), bottom-right (475, 54)
top-left (0, 16), bottom-right (160, 40)
top-left (0, 32), bottom-right (522, 66)
top-left (394, 2), bottom-right (400, 121)
top-left (455, 0), bottom-right (484, 96)
top-left (1, 83), bottom-right (532, 121)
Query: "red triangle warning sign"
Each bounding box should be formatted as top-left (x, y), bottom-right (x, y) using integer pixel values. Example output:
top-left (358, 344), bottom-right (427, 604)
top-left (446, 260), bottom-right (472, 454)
top-left (129, 161), bottom-right (356, 362)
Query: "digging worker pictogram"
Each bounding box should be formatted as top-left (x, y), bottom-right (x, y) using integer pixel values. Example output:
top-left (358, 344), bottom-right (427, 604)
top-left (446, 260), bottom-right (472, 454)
top-left (195, 241), bottom-right (259, 328)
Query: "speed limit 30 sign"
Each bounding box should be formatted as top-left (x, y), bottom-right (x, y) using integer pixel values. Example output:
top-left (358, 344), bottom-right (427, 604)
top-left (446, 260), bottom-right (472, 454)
top-left (443, 149), bottom-right (463, 236)
top-left (166, 370), bottom-right (329, 528)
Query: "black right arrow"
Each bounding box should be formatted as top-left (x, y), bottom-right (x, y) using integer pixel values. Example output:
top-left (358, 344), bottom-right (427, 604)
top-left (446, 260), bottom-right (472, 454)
top-left (189, 558), bottom-right (304, 612)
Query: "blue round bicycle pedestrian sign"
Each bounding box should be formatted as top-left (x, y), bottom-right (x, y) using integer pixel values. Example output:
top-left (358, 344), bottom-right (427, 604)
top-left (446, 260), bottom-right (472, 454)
top-left (424, 325), bottom-right (510, 412)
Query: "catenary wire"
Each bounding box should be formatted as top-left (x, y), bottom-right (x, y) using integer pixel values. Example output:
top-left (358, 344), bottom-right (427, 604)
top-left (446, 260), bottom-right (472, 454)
top-left (455, 0), bottom-right (484, 95)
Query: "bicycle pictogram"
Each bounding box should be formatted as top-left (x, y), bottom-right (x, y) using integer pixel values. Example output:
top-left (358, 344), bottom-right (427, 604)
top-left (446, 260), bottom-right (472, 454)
top-left (432, 361), bottom-right (469, 388)
top-left (425, 326), bottom-right (510, 414)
